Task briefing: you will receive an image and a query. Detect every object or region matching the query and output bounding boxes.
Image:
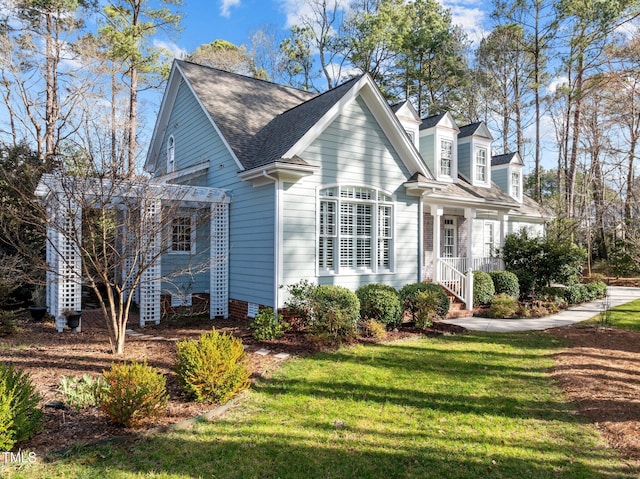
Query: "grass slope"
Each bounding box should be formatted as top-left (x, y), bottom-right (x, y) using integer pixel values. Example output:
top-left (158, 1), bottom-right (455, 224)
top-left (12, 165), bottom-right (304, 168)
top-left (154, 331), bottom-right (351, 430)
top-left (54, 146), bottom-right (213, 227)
top-left (10, 332), bottom-right (637, 478)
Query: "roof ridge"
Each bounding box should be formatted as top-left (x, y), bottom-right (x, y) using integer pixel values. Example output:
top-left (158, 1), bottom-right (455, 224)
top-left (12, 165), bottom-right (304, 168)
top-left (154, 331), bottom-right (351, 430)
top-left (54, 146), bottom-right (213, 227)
top-left (176, 59), bottom-right (317, 98)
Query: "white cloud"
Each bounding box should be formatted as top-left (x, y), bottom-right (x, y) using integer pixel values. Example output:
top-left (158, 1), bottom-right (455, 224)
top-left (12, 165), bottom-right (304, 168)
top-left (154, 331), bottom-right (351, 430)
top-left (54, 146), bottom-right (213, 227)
top-left (440, 0), bottom-right (488, 44)
top-left (220, 0), bottom-right (241, 18)
top-left (547, 76), bottom-right (569, 95)
top-left (154, 39), bottom-right (188, 60)
top-left (278, 0), bottom-right (348, 30)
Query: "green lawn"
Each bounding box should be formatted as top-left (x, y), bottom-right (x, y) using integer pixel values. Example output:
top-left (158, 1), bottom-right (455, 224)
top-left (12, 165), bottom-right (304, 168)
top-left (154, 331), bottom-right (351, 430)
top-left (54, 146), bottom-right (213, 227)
top-left (8, 331), bottom-right (638, 479)
top-left (586, 298), bottom-right (640, 331)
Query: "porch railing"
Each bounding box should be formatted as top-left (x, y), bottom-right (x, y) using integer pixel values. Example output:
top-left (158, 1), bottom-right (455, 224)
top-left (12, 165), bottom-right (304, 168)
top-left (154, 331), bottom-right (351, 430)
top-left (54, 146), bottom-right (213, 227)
top-left (439, 257), bottom-right (504, 274)
top-left (437, 260), bottom-right (474, 310)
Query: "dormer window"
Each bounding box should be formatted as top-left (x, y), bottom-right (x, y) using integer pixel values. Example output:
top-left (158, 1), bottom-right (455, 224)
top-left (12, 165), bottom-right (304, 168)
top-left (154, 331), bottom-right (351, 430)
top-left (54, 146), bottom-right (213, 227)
top-left (512, 171), bottom-right (521, 199)
top-left (475, 147), bottom-right (487, 182)
top-left (440, 139), bottom-right (452, 177)
top-left (167, 135), bottom-right (175, 173)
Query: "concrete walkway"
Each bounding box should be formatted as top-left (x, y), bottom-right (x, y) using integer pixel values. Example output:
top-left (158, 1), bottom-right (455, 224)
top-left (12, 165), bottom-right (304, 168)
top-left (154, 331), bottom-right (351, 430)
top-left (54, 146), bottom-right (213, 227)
top-left (441, 286), bottom-right (640, 332)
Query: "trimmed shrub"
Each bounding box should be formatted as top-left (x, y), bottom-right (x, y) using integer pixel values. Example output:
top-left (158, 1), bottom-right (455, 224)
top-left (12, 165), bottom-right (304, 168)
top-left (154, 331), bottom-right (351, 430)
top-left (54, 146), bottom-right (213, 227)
top-left (100, 361), bottom-right (168, 427)
top-left (473, 271), bottom-right (495, 306)
top-left (489, 271), bottom-right (520, 298)
top-left (538, 286), bottom-right (567, 303)
top-left (175, 329), bottom-right (250, 404)
top-left (564, 284), bottom-right (585, 305)
top-left (0, 364), bottom-right (42, 449)
top-left (59, 374), bottom-right (105, 411)
top-left (309, 285), bottom-right (360, 341)
top-left (414, 290), bottom-right (444, 330)
top-left (249, 308), bottom-right (289, 340)
top-left (356, 283), bottom-right (402, 328)
top-left (399, 283), bottom-right (449, 320)
top-left (487, 294), bottom-right (519, 318)
top-left (585, 281), bottom-right (607, 299)
top-left (360, 319), bottom-right (387, 339)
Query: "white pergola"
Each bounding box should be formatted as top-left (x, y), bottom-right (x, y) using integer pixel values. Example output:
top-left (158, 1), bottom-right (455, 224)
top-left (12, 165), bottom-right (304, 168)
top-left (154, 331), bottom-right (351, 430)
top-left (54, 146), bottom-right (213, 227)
top-left (35, 173), bottom-right (230, 332)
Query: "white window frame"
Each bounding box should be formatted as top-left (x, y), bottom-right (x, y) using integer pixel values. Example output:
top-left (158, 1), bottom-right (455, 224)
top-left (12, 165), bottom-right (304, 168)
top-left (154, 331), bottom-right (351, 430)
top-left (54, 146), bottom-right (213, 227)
top-left (170, 213), bottom-right (196, 254)
top-left (318, 186), bottom-right (394, 275)
top-left (167, 135), bottom-right (175, 173)
top-left (440, 139), bottom-right (453, 178)
top-left (511, 171), bottom-right (521, 200)
top-left (443, 217), bottom-right (457, 258)
top-left (475, 147), bottom-right (487, 183)
top-left (483, 221), bottom-right (497, 257)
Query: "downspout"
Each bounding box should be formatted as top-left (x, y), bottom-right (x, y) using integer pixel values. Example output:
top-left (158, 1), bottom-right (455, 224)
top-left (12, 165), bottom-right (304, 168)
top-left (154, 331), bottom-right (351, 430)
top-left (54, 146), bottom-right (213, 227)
top-left (262, 171), bottom-right (280, 318)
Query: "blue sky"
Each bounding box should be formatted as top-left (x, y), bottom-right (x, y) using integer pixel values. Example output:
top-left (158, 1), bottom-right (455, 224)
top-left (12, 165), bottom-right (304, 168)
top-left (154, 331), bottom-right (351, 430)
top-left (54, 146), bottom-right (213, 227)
top-left (164, 0), bottom-right (492, 58)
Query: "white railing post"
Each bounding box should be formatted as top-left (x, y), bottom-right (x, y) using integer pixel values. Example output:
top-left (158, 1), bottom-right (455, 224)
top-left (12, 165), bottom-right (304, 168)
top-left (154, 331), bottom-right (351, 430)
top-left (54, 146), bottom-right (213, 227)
top-left (466, 268), bottom-right (474, 310)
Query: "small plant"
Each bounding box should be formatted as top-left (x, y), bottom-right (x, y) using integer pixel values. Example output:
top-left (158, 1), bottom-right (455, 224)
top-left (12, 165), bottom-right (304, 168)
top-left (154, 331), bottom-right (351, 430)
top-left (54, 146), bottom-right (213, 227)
top-left (100, 361), bottom-right (168, 427)
top-left (360, 319), bottom-right (387, 339)
top-left (0, 364), bottom-right (42, 449)
top-left (489, 271), bottom-right (520, 298)
top-left (30, 286), bottom-right (46, 307)
top-left (175, 329), bottom-right (250, 404)
top-left (414, 290), bottom-right (443, 330)
top-left (487, 294), bottom-right (519, 318)
top-left (473, 271), bottom-right (495, 306)
top-left (356, 283), bottom-right (402, 328)
top-left (59, 374), bottom-right (105, 411)
top-left (598, 293), bottom-right (611, 326)
top-left (0, 311), bottom-right (18, 337)
top-left (399, 283), bottom-right (449, 321)
top-left (249, 308), bottom-right (289, 340)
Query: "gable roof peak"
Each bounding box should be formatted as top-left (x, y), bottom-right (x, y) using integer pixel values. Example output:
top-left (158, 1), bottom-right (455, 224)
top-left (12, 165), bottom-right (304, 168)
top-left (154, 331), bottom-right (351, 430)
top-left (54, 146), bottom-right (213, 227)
top-left (492, 152), bottom-right (523, 166)
top-left (458, 121), bottom-right (493, 140)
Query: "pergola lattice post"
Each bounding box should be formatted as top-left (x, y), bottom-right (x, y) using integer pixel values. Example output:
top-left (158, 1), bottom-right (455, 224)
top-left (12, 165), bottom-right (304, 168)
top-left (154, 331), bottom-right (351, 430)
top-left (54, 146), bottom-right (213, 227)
top-left (139, 198), bottom-right (162, 326)
top-left (210, 201), bottom-right (229, 318)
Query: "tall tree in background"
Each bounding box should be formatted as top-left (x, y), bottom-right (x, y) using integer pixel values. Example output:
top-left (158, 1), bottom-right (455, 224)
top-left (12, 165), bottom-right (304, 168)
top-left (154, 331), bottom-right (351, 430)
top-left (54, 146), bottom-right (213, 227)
top-left (280, 25), bottom-right (316, 91)
top-left (476, 24), bottom-right (533, 156)
top-left (0, 0), bottom-right (93, 160)
top-left (339, 0), bottom-right (406, 93)
top-left (249, 24), bottom-right (286, 83)
top-left (395, 0), bottom-right (468, 117)
top-left (492, 0), bottom-right (556, 203)
top-left (98, 0), bottom-right (182, 177)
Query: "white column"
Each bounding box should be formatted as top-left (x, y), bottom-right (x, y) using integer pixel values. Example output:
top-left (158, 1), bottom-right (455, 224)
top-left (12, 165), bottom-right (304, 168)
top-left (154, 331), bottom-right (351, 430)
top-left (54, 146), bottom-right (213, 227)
top-left (139, 199), bottom-right (162, 326)
top-left (499, 212), bottom-right (509, 247)
top-left (431, 205), bottom-right (443, 282)
top-left (465, 208), bottom-right (476, 268)
top-left (210, 201), bottom-right (229, 319)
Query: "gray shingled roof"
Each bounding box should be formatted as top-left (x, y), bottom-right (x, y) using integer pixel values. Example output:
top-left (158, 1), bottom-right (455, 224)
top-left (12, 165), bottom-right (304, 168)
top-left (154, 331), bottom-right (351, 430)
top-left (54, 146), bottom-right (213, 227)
top-left (419, 113), bottom-right (447, 130)
top-left (177, 60), bottom-right (317, 169)
top-left (457, 122), bottom-right (484, 138)
top-left (249, 76), bottom-right (362, 170)
top-left (432, 176), bottom-right (520, 207)
top-left (492, 152), bottom-right (521, 166)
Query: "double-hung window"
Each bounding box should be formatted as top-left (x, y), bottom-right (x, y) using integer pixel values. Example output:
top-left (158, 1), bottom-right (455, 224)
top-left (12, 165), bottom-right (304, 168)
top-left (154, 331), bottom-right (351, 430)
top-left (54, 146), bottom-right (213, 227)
top-left (440, 139), bottom-right (452, 177)
top-left (475, 147), bottom-right (487, 182)
top-left (512, 171), bottom-right (520, 199)
top-left (443, 218), bottom-right (456, 258)
top-left (318, 186), bottom-right (393, 273)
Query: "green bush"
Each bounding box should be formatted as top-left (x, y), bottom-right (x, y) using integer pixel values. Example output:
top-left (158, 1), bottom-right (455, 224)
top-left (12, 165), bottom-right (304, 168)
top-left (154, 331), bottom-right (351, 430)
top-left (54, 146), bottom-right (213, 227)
top-left (175, 329), bottom-right (250, 404)
top-left (564, 284), bottom-right (585, 304)
top-left (310, 285), bottom-right (360, 341)
top-left (249, 308), bottom-right (289, 340)
top-left (538, 286), bottom-right (567, 303)
top-left (564, 281), bottom-right (607, 305)
top-left (0, 311), bottom-right (17, 337)
top-left (585, 281), bottom-right (607, 299)
top-left (399, 283), bottom-right (449, 320)
top-left (360, 319), bottom-right (387, 339)
top-left (100, 361), bottom-right (168, 427)
top-left (473, 271), bottom-right (495, 306)
top-left (59, 374), bottom-right (105, 411)
top-left (502, 229), bottom-right (587, 293)
top-left (0, 364), bottom-right (42, 449)
top-left (489, 271), bottom-right (520, 298)
top-left (356, 283), bottom-right (402, 328)
top-left (414, 290), bottom-right (444, 330)
top-left (487, 294), bottom-right (519, 318)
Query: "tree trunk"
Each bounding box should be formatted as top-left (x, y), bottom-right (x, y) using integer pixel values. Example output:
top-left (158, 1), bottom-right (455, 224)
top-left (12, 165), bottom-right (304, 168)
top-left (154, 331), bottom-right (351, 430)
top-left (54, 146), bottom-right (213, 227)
top-left (566, 51), bottom-right (584, 219)
top-left (127, 65), bottom-right (137, 177)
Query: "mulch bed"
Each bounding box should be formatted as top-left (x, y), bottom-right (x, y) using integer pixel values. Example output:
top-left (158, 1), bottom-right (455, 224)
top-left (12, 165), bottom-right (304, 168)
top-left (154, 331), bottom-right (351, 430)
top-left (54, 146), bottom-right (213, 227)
top-left (548, 325), bottom-right (640, 462)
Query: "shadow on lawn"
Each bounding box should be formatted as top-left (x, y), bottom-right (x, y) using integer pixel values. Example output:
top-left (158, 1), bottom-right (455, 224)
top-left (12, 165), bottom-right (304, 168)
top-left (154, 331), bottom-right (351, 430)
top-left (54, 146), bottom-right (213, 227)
top-left (33, 331), bottom-right (640, 479)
